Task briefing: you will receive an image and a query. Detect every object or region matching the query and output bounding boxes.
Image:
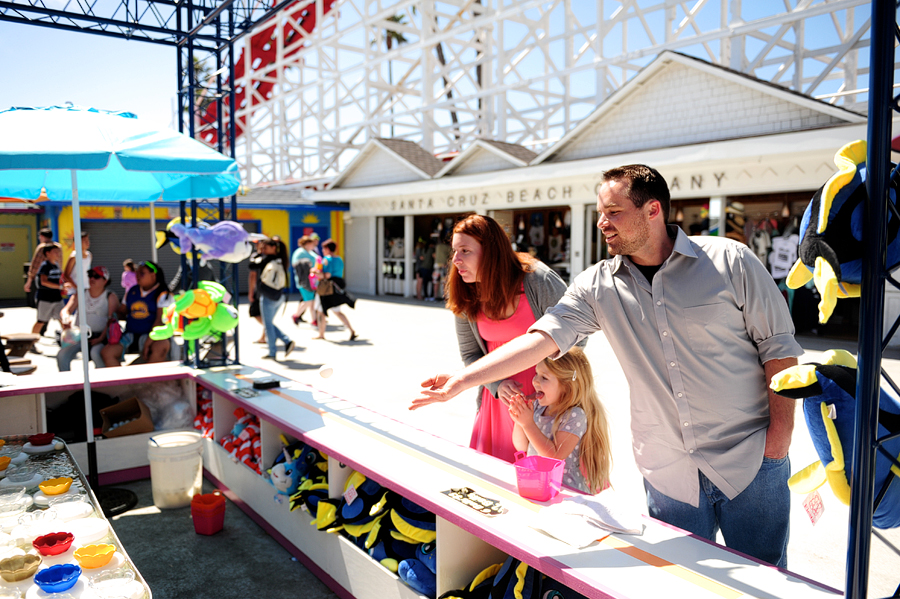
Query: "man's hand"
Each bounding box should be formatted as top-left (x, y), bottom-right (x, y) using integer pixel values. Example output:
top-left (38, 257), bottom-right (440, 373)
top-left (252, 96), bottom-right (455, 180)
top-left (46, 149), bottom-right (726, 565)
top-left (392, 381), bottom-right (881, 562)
top-left (411, 374), bottom-right (459, 410)
top-left (497, 380), bottom-right (523, 407)
top-left (23, 280), bottom-right (31, 293)
top-left (764, 357), bottom-right (798, 459)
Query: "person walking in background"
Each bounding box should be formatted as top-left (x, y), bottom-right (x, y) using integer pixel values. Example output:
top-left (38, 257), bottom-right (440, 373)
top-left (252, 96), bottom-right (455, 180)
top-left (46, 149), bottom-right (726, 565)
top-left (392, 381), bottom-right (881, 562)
top-left (431, 236), bottom-right (451, 301)
top-left (24, 228), bottom-right (54, 300)
top-left (31, 243), bottom-right (64, 339)
top-left (57, 266), bottom-right (120, 371)
top-left (62, 231), bottom-right (92, 298)
top-left (247, 240), bottom-right (267, 344)
top-left (291, 235), bottom-right (320, 325)
top-left (257, 238), bottom-right (296, 360)
top-left (414, 239), bottom-right (434, 301)
top-left (314, 238), bottom-right (357, 342)
top-left (121, 259), bottom-right (137, 295)
top-left (413, 165), bottom-right (800, 567)
top-left (438, 214), bottom-right (569, 463)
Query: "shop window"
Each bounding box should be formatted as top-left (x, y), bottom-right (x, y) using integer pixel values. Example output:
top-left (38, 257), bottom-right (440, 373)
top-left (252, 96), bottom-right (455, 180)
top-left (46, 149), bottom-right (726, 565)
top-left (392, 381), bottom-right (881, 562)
top-left (494, 208), bottom-right (571, 278)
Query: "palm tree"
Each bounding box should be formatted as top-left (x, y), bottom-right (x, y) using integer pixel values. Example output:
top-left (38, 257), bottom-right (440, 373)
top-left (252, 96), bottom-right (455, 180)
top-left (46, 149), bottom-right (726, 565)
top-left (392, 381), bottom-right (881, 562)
top-left (382, 15), bottom-right (408, 138)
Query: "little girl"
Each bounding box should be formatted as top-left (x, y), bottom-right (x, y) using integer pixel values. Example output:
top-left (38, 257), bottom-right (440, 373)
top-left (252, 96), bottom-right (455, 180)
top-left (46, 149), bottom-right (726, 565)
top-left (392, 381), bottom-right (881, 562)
top-left (121, 259), bottom-right (137, 295)
top-left (508, 347), bottom-right (612, 494)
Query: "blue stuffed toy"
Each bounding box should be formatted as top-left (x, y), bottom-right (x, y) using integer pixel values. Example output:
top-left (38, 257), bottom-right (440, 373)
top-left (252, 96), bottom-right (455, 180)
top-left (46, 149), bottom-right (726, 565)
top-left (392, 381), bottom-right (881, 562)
top-left (771, 349), bottom-right (900, 528)
top-left (786, 139), bottom-right (900, 323)
top-left (267, 448), bottom-right (304, 496)
top-left (398, 541), bottom-right (436, 597)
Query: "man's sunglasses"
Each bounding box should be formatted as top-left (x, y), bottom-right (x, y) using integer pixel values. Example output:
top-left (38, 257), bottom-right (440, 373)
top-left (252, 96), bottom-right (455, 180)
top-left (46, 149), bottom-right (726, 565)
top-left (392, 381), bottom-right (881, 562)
top-left (88, 272), bottom-right (102, 280)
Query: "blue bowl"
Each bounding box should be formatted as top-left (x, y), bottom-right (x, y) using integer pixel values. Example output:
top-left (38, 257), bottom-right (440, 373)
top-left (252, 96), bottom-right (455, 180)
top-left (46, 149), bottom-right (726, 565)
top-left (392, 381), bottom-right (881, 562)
top-left (34, 563), bottom-right (81, 593)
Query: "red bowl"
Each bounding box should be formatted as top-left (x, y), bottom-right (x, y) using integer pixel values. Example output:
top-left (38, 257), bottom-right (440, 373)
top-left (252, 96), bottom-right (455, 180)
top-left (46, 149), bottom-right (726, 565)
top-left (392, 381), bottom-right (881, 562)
top-left (28, 433), bottom-right (55, 446)
top-left (32, 532), bottom-right (75, 557)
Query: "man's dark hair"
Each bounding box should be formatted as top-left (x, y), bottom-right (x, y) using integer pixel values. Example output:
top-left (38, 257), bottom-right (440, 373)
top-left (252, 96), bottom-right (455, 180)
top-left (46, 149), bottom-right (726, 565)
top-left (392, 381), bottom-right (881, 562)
top-left (601, 165), bottom-right (671, 223)
top-left (39, 228), bottom-right (53, 240)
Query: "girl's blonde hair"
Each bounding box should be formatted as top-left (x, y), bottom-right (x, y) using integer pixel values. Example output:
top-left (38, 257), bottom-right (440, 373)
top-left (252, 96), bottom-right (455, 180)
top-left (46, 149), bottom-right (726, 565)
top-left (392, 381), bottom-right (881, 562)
top-left (540, 347), bottom-right (612, 493)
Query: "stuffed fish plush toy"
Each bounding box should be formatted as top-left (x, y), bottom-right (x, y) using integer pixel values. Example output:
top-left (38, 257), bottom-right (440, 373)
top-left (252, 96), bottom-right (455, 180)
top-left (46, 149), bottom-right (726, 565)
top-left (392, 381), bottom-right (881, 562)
top-left (786, 139), bottom-right (900, 323)
top-left (770, 349), bottom-right (900, 528)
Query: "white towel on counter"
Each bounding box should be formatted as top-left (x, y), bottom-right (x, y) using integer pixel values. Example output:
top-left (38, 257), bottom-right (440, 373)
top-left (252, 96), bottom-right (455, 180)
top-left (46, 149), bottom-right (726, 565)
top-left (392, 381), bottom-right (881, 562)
top-left (530, 491), bottom-right (644, 548)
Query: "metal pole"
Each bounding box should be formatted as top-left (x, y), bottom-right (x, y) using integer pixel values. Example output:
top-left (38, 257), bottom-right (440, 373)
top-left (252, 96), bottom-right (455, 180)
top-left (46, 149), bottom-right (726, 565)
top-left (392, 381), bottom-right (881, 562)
top-left (150, 198), bottom-right (158, 263)
top-left (70, 170), bottom-right (99, 492)
top-left (846, 1), bottom-right (893, 597)
top-left (229, 4), bottom-right (240, 365)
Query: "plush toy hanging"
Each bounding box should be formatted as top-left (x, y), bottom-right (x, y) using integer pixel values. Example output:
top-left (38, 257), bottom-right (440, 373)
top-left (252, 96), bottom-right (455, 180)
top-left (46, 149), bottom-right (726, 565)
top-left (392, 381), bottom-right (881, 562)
top-left (170, 220), bottom-right (264, 263)
top-left (156, 217), bottom-right (208, 261)
top-left (786, 139), bottom-right (900, 323)
top-left (149, 280), bottom-right (238, 343)
top-left (770, 349), bottom-right (900, 528)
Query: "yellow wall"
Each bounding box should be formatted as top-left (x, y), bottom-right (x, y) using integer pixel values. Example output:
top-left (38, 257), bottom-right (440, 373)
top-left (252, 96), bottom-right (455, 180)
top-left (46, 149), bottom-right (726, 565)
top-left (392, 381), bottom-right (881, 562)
top-left (56, 205), bottom-right (290, 258)
top-left (0, 213), bottom-right (38, 229)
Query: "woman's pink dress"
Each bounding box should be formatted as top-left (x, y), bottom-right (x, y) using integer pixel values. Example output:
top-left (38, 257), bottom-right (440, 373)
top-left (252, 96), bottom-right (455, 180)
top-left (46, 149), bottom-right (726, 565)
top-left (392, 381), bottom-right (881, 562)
top-left (469, 292), bottom-right (537, 463)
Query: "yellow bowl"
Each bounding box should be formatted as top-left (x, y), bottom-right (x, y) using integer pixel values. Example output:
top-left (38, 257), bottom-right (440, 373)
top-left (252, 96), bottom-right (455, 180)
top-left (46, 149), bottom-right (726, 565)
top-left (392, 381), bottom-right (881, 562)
top-left (39, 477), bottom-right (73, 496)
top-left (0, 440), bottom-right (5, 449)
top-left (0, 456), bottom-right (9, 472)
top-left (73, 544), bottom-right (115, 569)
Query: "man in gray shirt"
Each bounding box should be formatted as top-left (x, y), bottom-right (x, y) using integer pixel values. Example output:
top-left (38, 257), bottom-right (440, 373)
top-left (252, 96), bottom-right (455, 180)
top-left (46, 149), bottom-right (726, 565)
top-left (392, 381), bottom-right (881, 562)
top-left (413, 164), bottom-right (801, 568)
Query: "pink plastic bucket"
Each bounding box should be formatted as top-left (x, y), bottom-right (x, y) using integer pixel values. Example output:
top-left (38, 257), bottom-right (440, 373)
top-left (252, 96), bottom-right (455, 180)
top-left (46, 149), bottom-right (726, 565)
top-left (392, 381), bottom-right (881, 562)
top-left (513, 451), bottom-right (564, 502)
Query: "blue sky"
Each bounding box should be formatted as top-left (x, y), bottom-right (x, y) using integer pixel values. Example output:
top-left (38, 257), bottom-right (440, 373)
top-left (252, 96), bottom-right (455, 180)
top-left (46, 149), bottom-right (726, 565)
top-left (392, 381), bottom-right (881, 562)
top-left (0, 21), bottom-right (177, 130)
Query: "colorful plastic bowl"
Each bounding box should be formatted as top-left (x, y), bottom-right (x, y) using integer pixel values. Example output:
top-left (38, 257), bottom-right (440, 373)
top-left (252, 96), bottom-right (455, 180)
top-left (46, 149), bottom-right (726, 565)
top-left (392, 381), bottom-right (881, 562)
top-left (0, 457), bottom-right (9, 472)
top-left (39, 477), bottom-right (73, 496)
top-left (33, 531), bottom-right (75, 556)
top-left (0, 440), bottom-right (4, 450)
top-left (34, 563), bottom-right (81, 593)
top-left (0, 554), bottom-right (41, 582)
top-left (27, 433), bottom-right (55, 447)
top-left (74, 544), bottom-right (116, 569)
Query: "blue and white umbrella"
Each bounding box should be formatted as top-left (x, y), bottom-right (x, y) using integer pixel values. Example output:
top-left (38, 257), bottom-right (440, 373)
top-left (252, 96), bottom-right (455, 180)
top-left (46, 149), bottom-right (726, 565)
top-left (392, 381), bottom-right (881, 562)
top-left (0, 105), bottom-right (241, 487)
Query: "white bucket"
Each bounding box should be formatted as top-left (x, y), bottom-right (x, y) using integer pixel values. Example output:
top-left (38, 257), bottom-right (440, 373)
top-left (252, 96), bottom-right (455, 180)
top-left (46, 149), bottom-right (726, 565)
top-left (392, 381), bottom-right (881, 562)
top-left (148, 431), bottom-right (204, 509)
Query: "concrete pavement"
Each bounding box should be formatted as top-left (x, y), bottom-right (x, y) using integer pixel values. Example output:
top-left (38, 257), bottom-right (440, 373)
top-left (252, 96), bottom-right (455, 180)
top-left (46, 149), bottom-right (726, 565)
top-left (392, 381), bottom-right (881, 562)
top-left (3, 294), bottom-right (900, 597)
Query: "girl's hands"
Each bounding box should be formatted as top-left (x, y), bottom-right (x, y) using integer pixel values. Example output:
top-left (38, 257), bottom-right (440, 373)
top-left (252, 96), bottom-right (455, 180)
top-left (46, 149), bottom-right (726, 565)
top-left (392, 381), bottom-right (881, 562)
top-left (497, 379), bottom-right (523, 407)
top-left (508, 394), bottom-right (534, 427)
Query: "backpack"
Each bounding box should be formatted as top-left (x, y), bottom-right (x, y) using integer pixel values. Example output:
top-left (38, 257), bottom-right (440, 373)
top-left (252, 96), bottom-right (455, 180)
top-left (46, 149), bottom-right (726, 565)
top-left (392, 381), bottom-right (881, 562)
top-left (261, 258), bottom-right (286, 290)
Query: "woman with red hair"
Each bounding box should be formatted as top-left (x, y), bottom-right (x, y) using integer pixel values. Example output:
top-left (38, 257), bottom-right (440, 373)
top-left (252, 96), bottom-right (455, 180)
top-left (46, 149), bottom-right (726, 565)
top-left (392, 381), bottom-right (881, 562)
top-left (438, 214), bottom-right (569, 462)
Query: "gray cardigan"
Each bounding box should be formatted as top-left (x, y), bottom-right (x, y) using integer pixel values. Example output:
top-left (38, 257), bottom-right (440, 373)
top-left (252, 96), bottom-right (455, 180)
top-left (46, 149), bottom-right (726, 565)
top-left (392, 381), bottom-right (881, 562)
top-left (454, 262), bottom-right (578, 407)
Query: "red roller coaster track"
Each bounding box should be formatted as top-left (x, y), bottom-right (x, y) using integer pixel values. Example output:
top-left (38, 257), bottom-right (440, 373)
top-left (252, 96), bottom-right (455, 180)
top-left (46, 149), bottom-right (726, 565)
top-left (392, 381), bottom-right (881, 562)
top-left (196, 0), bottom-right (336, 148)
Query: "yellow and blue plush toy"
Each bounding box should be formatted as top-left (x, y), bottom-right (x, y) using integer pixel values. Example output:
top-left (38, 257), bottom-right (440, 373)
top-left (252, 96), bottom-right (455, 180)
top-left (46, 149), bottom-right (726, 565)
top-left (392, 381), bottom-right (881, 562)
top-left (770, 349), bottom-right (900, 528)
top-left (786, 139), bottom-right (900, 324)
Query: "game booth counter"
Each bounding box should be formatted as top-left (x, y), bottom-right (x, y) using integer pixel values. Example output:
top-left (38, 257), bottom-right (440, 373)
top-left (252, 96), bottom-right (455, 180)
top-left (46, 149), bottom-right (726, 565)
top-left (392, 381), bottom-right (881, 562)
top-left (0, 432), bottom-right (151, 599)
top-left (0, 362), bottom-right (841, 599)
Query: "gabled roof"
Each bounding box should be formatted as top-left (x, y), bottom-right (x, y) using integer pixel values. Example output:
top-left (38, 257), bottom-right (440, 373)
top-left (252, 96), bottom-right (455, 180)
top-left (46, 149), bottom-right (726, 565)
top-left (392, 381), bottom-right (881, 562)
top-left (329, 138), bottom-right (444, 189)
top-left (436, 139), bottom-right (537, 177)
top-left (534, 51), bottom-right (866, 164)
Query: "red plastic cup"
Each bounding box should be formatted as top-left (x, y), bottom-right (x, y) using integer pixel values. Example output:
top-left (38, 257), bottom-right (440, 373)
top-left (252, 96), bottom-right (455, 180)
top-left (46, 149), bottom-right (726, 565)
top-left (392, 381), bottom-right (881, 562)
top-left (191, 493), bottom-right (226, 535)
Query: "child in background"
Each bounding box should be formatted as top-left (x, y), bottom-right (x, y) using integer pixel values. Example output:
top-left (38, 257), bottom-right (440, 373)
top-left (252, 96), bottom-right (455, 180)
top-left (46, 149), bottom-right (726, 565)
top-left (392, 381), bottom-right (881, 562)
top-left (508, 347), bottom-right (612, 494)
top-left (32, 244), bottom-right (64, 337)
top-left (121, 259), bottom-right (137, 295)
